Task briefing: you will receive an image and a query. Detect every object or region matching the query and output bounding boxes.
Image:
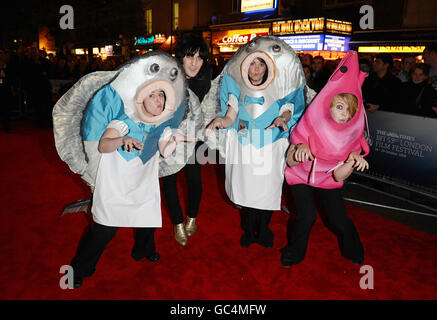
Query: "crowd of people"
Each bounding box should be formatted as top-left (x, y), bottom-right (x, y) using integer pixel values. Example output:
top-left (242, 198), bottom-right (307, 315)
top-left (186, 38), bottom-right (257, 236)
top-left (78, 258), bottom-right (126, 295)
top-left (0, 45), bottom-right (131, 130)
top-left (1, 42), bottom-right (437, 132)
top-left (297, 45), bottom-right (437, 118)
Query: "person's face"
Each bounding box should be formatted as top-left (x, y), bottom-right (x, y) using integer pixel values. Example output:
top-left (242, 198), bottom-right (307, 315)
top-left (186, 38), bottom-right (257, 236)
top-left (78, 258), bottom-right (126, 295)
top-left (248, 58), bottom-right (267, 85)
top-left (302, 55), bottom-right (312, 67)
top-left (411, 68), bottom-right (428, 84)
top-left (143, 90), bottom-right (165, 116)
top-left (303, 67), bottom-right (311, 80)
top-left (183, 51), bottom-right (204, 78)
top-left (402, 57), bottom-right (415, 72)
top-left (392, 60), bottom-right (401, 74)
top-left (330, 98), bottom-right (352, 123)
top-left (373, 58), bottom-right (386, 73)
top-left (312, 58), bottom-right (324, 72)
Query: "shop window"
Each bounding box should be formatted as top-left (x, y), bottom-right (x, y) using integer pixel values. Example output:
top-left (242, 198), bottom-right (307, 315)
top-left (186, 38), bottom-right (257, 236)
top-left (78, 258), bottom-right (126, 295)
top-left (146, 9), bottom-right (152, 34)
top-left (173, 2), bottom-right (179, 31)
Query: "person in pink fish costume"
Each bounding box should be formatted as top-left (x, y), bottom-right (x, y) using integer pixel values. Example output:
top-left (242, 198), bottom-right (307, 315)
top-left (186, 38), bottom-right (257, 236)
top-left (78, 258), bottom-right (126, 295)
top-left (281, 51), bottom-right (370, 268)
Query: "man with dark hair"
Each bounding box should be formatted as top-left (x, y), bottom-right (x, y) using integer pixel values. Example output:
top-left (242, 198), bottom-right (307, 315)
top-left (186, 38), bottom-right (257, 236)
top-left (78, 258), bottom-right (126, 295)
top-left (310, 55), bottom-right (330, 93)
top-left (423, 44), bottom-right (437, 92)
top-left (362, 53), bottom-right (402, 112)
top-left (397, 55), bottom-right (416, 83)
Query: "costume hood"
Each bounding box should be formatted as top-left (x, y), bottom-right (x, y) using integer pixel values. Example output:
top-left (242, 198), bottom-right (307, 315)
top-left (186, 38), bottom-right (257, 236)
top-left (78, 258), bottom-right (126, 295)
top-left (291, 50), bottom-right (369, 161)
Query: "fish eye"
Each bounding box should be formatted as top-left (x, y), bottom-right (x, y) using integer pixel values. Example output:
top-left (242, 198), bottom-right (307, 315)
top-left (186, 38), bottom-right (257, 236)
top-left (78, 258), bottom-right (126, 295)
top-left (170, 67), bottom-right (178, 80)
top-left (150, 63), bottom-right (160, 73)
top-left (272, 44), bottom-right (281, 53)
top-left (340, 66), bottom-right (348, 73)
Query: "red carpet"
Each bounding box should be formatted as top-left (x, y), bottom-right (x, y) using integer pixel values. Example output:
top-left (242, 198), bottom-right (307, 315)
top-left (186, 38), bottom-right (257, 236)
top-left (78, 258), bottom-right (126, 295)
top-left (1, 121), bottom-right (437, 300)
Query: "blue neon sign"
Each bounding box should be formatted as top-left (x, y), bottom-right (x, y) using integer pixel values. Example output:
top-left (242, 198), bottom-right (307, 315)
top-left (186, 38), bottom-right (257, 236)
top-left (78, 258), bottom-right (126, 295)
top-left (279, 34), bottom-right (351, 52)
top-left (324, 35), bottom-right (351, 52)
top-left (279, 35), bottom-right (325, 51)
top-left (136, 36), bottom-right (154, 45)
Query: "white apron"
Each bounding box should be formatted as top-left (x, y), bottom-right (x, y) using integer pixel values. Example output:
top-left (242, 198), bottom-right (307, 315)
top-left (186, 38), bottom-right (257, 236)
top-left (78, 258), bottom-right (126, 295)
top-left (92, 150), bottom-right (162, 228)
top-left (222, 130), bottom-right (288, 211)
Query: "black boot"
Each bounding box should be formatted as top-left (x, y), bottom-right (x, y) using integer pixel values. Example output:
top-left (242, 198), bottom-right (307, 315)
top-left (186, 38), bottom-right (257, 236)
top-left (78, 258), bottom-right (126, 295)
top-left (240, 208), bottom-right (257, 248)
top-left (256, 210), bottom-right (274, 248)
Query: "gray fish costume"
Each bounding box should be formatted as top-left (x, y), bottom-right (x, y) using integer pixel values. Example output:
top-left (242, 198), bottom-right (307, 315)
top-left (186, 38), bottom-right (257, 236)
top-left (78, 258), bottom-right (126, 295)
top-left (53, 52), bottom-right (190, 189)
top-left (53, 52), bottom-right (191, 225)
top-left (202, 36), bottom-right (316, 210)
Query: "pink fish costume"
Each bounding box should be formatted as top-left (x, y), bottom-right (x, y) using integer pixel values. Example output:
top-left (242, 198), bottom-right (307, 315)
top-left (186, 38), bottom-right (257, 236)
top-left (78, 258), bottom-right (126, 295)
top-left (281, 51), bottom-right (368, 268)
top-left (285, 50), bottom-right (369, 189)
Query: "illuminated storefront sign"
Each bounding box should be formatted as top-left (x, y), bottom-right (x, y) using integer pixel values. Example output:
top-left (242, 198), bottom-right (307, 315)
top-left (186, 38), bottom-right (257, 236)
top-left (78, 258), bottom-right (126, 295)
top-left (273, 18), bottom-right (352, 36)
top-left (273, 18), bottom-right (325, 35)
top-left (136, 36), bottom-right (154, 45)
top-left (279, 35), bottom-right (325, 51)
top-left (326, 19), bottom-right (352, 35)
top-left (324, 35), bottom-right (351, 52)
top-left (358, 46), bottom-right (425, 53)
top-left (241, 0), bottom-right (276, 13)
top-left (135, 34), bottom-right (167, 46)
top-left (304, 51), bottom-right (347, 60)
top-left (279, 34), bottom-right (350, 52)
top-left (153, 34), bottom-right (166, 44)
top-left (218, 33), bottom-right (265, 46)
top-left (213, 28), bottom-right (269, 47)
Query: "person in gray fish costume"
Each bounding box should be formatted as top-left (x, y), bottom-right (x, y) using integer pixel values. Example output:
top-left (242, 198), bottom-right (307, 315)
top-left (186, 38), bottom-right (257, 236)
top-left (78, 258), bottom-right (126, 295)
top-left (53, 51), bottom-right (193, 288)
top-left (205, 36), bottom-right (316, 249)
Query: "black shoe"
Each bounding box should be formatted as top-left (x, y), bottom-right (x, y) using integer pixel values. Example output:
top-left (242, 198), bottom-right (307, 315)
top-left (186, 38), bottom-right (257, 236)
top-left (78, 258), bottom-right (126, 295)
top-left (145, 251), bottom-right (160, 262)
top-left (281, 254), bottom-right (294, 268)
top-left (256, 237), bottom-right (273, 248)
top-left (240, 233), bottom-right (256, 248)
top-left (73, 275), bottom-right (83, 288)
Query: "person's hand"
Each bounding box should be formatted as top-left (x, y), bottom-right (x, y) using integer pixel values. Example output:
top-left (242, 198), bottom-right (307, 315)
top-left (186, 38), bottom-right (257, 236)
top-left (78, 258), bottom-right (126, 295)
top-left (294, 144), bottom-right (314, 162)
top-left (172, 132), bottom-right (197, 144)
top-left (432, 106), bottom-right (437, 114)
top-left (121, 136), bottom-right (143, 152)
top-left (205, 117), bottom-right (225, 136)
top-left (346, 151), bottom-right (369, 171)
top-left (266, 116), bottom-right (288, 131)
top-left (366, 103), bottom-right (380, 113)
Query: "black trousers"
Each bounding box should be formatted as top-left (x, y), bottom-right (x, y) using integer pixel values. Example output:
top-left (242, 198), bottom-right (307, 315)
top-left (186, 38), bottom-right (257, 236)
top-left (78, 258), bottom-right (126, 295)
top-left (282, 184), bottom-right (364, 264)
top-left (241, 207), bottom-right (274, 247)
top-left (161, 143), bottom-right (203, 225)
top-left (70, 222), bottom-right (156, 278)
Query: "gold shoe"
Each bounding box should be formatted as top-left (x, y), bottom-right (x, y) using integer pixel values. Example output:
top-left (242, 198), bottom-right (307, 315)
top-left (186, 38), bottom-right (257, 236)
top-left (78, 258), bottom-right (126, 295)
top-left (185, 217), bottom-right (197, 237)
top-left (174, 223), bottom-right (187, 246)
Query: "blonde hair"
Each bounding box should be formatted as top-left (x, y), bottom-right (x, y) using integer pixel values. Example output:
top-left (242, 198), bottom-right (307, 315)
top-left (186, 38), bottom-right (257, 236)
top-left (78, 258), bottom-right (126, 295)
top-left (330, 93), bottom-right (358, 119)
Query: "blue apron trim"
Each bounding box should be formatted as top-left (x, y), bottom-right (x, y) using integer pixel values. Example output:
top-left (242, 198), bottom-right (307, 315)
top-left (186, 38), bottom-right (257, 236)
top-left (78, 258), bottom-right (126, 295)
top-left (83, 83), bottom-right (187, 164)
